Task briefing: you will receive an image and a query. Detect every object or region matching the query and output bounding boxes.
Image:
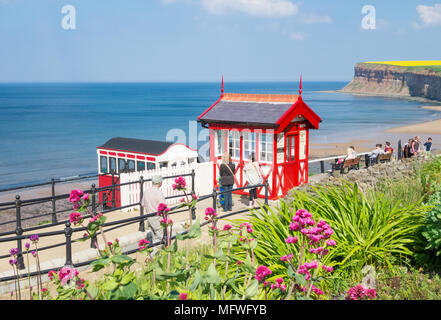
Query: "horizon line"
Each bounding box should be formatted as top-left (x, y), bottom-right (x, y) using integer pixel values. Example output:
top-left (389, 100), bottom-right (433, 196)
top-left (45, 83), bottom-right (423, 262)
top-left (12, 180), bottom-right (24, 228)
top-left (0, 80), bottom-right (351, 84)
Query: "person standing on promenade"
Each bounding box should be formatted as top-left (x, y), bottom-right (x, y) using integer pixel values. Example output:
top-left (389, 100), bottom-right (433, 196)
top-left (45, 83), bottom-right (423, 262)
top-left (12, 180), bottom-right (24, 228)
top-left (243, 153), bottom-right (263, 209)
top-left (424, 137), bottom-right (433, 157)
top-left (220, 153), bottom-right (236, 212)
top-left (142, 175), bottom-right (166, 243)
top-left (412, 136), bottom-right (422, 156)
top-left (403, 139), bottom-right (414, 159)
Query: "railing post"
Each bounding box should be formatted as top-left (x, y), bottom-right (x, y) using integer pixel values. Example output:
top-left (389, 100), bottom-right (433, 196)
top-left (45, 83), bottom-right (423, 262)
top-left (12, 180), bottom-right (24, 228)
top-left (51, 178), bottom-right (57, 224)
top-left (111, 172), bottom-right (116, 209)
top-left (90, 184), bottom-right (97, 249)
top-left (320, 161), bottom-right (325, 174)
top-left (64, 221), bottom-right (73, 267)
top-left (191, 169), bottom-right (196, 220)
top-left (15, 195), bottom-right (25, 270)
top-left (264, 180), bottom-right (269, 213)
top-left (139, 176), bottom-right (145, 232)
top-left (212, 188), bottom-right (217, 210)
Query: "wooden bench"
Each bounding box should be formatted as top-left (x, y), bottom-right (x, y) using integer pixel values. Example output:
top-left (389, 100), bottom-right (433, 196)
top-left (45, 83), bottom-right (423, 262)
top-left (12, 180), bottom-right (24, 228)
top-left (331, 157), bottom-right (360, 175)
top-left (369, 152), bottom-right (392, 165)
top-left (378, 152), bottom-right (392, 163)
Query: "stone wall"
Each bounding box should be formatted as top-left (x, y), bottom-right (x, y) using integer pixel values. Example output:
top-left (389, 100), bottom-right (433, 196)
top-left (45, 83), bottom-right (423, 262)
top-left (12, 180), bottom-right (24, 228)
top-left (292, 156), bottom-right (431, 195)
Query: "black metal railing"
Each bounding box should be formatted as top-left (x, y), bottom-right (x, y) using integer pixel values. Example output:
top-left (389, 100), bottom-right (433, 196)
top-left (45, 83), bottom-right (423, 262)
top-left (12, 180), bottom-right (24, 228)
top-left (0, 170), bottom-right (269, 283)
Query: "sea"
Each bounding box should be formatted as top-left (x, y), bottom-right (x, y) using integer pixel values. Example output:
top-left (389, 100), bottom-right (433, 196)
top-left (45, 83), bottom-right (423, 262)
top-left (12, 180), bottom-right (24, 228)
top-left (0, 82), bottom-right (440, 190)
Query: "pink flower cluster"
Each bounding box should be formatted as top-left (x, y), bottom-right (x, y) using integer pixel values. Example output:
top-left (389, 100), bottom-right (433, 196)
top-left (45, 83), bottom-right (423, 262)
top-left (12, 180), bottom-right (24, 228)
top-left (270, 278), bottom-right (287, 291)
top-left (69, 189), bottom-right (89, 205)
top-left (223, 224), bottom-right (232, 231)
top-left (285, 236), bottom-right (298, 244)
top-left (204, 207), bottom-right (217, 220)
top-left (240, 222), bottom-right (253, 234)
top-left (58, 266), bottom-right (79, 286)
top-left (69, 212), bottom-right (83, 225)
top-left (160, 217), bottom-right (173, 227)
top-left (157, 203), bottom-right (170, 216)
top-left (345, 284), bottom-right (376, 300)
top-left (89, 213), bottom-right (103, 224)
top-left (255, 265), bottom-right (272, 286)
top-left (298, 261), bottom-right (318, 281)
top-left (172, 177), bottom-right (187, 191)
top-left (280, 254), bottom-right (293, 262)
top-left (138, 239), bottom-right (150, 251)
top-left (290, 209), bottom-right (315, 231)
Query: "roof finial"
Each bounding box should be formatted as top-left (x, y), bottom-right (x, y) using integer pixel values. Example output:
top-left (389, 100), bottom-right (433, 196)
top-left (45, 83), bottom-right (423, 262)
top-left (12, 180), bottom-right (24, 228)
top-left (299, 73), bottom-right (302, 97)
top-left (221, 75), bottom-right (224, 97)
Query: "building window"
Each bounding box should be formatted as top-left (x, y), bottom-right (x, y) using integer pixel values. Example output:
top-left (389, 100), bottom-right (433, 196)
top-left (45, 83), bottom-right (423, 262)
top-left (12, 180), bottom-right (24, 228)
top-left (147, 162), bottom-right (156, 170)
top-left (127, 160), bottom-right (135, 172)
top-left (137, 161), bottom-right (146, 172)
top-left (243, 132), bottom-right (255, 161)
top-left (216, 130), bottom-right (226, 156)
top-left (160, 162), bottom-right (168, 169)
top-left (260, 133), bottom-right (274, 162)
top-left (229, 131), bottom-right (241, 159)
top-left (100, 156), bottom-right (108, 174)
top-left (109, 157), bottom-right (117, 173)
top-left (118, 159), bottom-right (127, 173)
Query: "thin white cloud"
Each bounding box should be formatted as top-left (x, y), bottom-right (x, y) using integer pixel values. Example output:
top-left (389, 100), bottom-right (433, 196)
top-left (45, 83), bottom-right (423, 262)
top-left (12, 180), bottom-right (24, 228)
top-left (200, 0), bottom-right (299, 17)
top-left (302, 13), bottom-right (332, 24)
top-left (290, 31), bottom-right (305, 41)
top-left (415, 3), bottom-right (441, 28)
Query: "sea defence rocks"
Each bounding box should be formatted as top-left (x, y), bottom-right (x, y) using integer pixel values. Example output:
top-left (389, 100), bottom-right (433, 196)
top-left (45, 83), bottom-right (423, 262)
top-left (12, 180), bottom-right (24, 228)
top-left (287, 156), bottom-right (431, 198)
top-left (341, 63), bottom-right (441, 101)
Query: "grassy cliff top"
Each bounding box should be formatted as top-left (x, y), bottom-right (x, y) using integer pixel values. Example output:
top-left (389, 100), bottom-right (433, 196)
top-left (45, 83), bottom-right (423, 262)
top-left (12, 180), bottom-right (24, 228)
top-left (361, 61), bottom-right (441, 74)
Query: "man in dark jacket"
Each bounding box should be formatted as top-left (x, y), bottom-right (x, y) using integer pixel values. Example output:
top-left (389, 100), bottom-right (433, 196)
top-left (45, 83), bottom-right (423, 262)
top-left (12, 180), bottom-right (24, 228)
top-left (220, 153), bottom-right (235, 211)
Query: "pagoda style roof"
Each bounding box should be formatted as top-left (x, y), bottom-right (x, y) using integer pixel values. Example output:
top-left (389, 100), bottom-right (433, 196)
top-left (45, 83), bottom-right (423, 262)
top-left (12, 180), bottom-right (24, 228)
top-left (198, 92), bottom-right (321, 131)
top-left (98, 137), bottom-right (174, 155)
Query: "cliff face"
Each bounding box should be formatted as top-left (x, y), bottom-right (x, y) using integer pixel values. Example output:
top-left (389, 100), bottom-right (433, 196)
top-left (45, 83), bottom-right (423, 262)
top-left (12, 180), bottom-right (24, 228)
top-left (341, 63), bottom-right (441, 101)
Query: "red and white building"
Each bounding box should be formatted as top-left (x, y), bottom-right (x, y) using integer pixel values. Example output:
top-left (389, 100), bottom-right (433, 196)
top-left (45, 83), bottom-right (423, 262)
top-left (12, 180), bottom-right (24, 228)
top-left (97, 137), bottom-right (198, 207)
top-left (197, 79), bottom-right (322, 200)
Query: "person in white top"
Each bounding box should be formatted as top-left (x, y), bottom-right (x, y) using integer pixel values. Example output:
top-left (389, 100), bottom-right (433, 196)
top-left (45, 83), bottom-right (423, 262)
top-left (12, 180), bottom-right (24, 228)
top-left (346, 146), bottom-right (357, 160)
top-left (142, 175), bottom-right (166, 242)
top-left (243, 153), bottom-right (263, 209)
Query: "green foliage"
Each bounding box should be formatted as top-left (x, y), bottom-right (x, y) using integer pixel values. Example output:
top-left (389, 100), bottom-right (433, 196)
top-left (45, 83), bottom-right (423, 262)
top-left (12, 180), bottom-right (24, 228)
top-left (377, 266), bottom-right (441, 300)
top-left (286, 182), bottom-right (428, 276)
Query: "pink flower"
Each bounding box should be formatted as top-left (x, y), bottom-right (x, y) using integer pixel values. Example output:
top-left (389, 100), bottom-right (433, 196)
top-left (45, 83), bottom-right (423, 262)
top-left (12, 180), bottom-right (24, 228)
top-left (173, 177), bottom-right (187, 191)
top-left (255, 266), bottom-right (272, 283)
top-left (82, 193), bottom-right (89, 202)
top-left (58, 266), bottom-right (79, 286)
top-left (346, 284), bottom-right (376, 300)
top-left (138, 239), bottom-right (150, 250)
top-left (326, 239), bottom-right (337, 246)
top-left (223, 224), bottom-right (232, 231)
top-left (285, 236), bottom-right (298, 244)
top-left (205, 207), bottom-right (217, 217)
top-left (179, 292), bottom-right (188, 300)
top-left (321, 265), bottom-right (333, 273)
top-left (48, 270), bottom-right (56, 281)
top-left (236, 260), bottom-right (243, 265)
top-left (192, 194), bottom-right (198, 200)
top-left (69, 212), bottom-right (83, 225)
top-left (69, 190), bottom-right (84, 204)
top-left (157, 203), bottom-right (170, 216)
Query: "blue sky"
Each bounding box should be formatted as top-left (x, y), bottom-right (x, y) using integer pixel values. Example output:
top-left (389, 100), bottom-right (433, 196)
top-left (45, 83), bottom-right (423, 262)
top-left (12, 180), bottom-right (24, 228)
top-left (0, 0), bottom-right (440, 82)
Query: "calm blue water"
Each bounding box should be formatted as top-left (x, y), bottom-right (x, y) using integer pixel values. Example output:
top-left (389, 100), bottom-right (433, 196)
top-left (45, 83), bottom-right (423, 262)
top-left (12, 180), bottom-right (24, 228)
top-left (0, 82), bottom-right (439, 189)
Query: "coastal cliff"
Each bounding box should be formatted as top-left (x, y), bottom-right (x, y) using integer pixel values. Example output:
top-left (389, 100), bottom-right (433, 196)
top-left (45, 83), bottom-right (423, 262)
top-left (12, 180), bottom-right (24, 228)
top-left (341, 63), bottom-right (441, 101)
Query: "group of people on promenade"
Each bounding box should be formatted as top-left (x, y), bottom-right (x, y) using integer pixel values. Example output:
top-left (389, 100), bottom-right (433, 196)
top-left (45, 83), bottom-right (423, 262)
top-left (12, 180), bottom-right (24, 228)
top-left (340, 136), bottom-right (433, 165)
top-left (402, 136), bottom-right (433, 158)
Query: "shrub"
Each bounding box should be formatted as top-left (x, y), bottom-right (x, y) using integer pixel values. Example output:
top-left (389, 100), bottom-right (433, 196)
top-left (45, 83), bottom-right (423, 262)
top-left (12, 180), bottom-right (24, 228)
top-left (285, 182), bottom-right (429, 276)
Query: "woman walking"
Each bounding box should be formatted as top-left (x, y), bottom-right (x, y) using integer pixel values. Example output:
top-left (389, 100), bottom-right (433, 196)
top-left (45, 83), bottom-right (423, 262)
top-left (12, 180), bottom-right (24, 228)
top-left (244, 153), bottom-right (263, 209)
top-left (220, 153), bottom-right (236, 212)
